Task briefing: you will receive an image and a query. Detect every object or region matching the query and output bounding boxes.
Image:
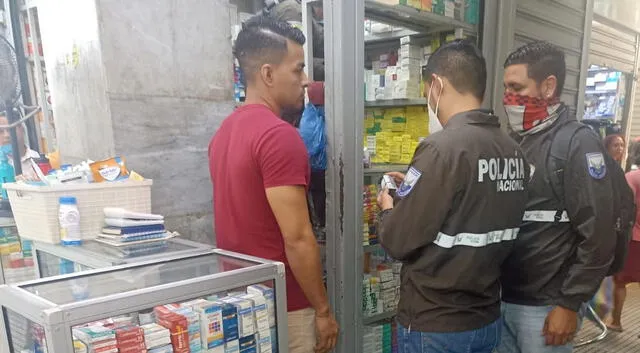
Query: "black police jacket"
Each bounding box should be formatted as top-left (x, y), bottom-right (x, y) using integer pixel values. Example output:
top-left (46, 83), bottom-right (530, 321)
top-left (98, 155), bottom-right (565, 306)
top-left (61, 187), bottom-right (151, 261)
top-left (501, 105), bottom-right (617, 312)
top-left (379, 109), bottom-right (529, 332)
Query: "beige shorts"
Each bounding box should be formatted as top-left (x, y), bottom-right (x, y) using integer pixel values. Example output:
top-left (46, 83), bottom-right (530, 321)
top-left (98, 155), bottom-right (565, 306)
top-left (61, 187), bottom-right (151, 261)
top-left (288, 307), bottom-right (316, 353)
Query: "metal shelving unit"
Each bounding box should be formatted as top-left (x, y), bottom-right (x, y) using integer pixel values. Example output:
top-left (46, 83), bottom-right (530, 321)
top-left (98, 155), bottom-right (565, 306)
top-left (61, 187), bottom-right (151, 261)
top-left (19, 1), bottom-right (55, 153)
top-left (318, 1), bottom-right (482, 352)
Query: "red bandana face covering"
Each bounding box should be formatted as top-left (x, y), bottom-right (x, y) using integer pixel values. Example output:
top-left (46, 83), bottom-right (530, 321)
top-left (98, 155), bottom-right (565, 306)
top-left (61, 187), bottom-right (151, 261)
top-left (503, 93), bottom-right (562, 135)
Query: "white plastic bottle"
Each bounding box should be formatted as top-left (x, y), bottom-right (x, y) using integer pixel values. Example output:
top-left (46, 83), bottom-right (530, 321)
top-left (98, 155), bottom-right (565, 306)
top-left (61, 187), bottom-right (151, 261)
top-left (59, 196), bottom-right (82, 246)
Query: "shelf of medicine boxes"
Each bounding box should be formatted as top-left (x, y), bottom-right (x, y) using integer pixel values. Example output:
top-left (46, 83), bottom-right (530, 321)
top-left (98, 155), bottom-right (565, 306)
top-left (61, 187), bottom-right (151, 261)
top-left (365, 99), bottom-right (427, 108)
top-left (363, 310), bottom-right (397, 325)
top-left (364, 0), bottom-right (477, 35)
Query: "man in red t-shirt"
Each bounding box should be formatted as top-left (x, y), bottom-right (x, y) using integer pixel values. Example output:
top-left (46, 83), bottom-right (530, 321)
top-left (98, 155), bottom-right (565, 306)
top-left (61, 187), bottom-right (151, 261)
top-left (208, 16), bottom-right (338, 353)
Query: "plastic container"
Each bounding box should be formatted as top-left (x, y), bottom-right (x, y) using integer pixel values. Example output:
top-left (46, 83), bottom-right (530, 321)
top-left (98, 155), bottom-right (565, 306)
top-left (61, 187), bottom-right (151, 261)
top-left (4, 180), bottom-right (153, 244)
top-left (59, 196), bottom-right (82, 246)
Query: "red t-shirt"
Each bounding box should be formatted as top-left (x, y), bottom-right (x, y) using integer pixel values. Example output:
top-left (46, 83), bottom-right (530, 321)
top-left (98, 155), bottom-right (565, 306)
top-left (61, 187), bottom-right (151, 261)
top-left (209, 104), bottom-right (311, 311)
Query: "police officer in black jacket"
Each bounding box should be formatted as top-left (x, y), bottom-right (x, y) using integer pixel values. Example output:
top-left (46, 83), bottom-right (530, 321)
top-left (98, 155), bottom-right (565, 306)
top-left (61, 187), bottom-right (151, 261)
top-left (497, 41), bottom-right (617, 353)
top-left (377, 40), bottom-right (529, 353)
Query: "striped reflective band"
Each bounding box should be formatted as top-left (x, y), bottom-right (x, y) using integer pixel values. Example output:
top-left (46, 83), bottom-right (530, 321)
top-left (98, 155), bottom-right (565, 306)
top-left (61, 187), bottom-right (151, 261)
top-left (522, 210), bottom-right (570, 223)
top-left (433, 228), bottom-right (520, 249)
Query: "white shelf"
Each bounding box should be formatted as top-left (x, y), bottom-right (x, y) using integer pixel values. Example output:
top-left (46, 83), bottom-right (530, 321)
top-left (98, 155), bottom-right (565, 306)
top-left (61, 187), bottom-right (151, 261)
top-left (364, 164), bottom-right (408, 175)
top-left (363, 311), bottom-right (396, 325)
top-left (365, 28), bottom-right (419, 44)
top-left (365, 99), bottom-right (426, 108)
top-left (365, 1), bottom-right (476, 34)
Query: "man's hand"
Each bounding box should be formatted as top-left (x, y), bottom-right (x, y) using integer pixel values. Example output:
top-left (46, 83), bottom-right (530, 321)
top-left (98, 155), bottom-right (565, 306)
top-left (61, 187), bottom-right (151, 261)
top-left (377, 188), bottom-right (394, 211)
top-left (314, 310), bottom-right (339, 353)
top-left (386, 172), bottom-right (405, 185)
top-left (543, 306), bottom-right (578, 346)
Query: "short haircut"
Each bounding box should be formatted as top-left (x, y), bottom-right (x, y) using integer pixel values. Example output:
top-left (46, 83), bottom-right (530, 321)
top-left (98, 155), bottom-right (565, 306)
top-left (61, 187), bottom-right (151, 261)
top-left (234, 16), bottom-right (305, 83)
top-left (504, 41), bottom-right (566, 97)
top-left (422, 39), bottom-right (487, 101)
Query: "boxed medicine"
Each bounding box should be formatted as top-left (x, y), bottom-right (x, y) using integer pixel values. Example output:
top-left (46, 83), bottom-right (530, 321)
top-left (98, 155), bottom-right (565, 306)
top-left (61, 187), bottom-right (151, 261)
top-left (194, 301), bottom-right (225, 353)
top-left (399, 44), bottom-right (423, 59)
top-left (218, 301), bottom-right (240, 342)
top-left (256, 329), bottom-right (272, 353)
top-left (239, 334), bottom-right (258, 353)
top-left (223, 297), bottom-right (255, 338)
top-left (225, 339), bottom-right (240, 353)
top-left (241, 293), bottom-right (270, 332)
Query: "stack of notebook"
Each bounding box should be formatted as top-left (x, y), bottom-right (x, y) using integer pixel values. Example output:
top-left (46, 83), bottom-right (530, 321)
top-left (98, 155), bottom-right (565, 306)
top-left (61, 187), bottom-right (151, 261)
top-left (95, 208), bottom-right (175, 247)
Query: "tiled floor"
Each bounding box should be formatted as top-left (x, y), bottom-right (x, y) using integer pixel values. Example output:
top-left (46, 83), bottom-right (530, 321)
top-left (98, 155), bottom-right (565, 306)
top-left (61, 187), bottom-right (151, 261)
top-left (576, 284), bottom-right (640, 352)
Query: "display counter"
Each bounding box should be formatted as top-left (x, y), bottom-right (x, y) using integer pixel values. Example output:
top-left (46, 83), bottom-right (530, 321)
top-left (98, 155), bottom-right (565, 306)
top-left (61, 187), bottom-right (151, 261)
top-left (32, 238), bottom-right (213, 278)
top-left (0, 249), bottom-right (287, 353)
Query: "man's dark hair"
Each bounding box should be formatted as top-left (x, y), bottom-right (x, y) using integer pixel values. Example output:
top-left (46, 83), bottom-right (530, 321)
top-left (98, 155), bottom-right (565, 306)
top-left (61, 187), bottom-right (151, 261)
top-left (234, 16), bottom-right (305, 83)
top-left (421, 39), bottom-right (487, 101)
top-left (504, 41), bottom-right (566, 97)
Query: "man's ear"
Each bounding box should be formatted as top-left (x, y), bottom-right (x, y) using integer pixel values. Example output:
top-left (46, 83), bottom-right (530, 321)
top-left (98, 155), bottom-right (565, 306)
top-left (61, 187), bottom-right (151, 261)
top-left (541, 75), bottom-right (558, 99)
top-left (260, 64), bottom-right (275, 88)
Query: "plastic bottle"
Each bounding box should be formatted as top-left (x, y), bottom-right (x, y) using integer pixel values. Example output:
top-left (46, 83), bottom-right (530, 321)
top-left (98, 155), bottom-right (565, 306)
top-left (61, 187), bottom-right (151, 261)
top-left (59, 196), bottom-right (82, 246)
top-left (0, 152), bottom-right (15, 200)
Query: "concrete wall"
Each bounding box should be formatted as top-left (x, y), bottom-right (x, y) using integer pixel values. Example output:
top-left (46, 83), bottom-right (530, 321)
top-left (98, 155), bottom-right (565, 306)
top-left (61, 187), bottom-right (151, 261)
top-left (38, 0), bottom-right (237, 244)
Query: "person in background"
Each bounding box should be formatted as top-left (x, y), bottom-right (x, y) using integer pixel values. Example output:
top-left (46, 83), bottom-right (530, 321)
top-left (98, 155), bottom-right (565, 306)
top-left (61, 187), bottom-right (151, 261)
top-left (0, 114), bottom-right (40, 179)
top-left (377, 40), bottom-right (529, 353)
top-left (604, 134), bottom-right (626, 165)
top-left (498, 41), bottom-right (617, 353)
top-left (607, 145), bottom-right (640, 332)
top-left (208, 17), bottom-right (338, 353)
top-left (628, 138), bottom-right (640, 171)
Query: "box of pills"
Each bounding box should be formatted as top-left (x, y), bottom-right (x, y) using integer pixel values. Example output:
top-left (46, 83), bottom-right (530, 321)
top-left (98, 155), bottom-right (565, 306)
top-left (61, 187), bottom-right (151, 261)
top-left (218, 301), bottom-right (240, 342)
top-left (241, 293), bottom-right (270, 332)
top-left (239, 334), bottom-right (257, 353)
top-left (223, 297), bottom-right (255, 338)
top-left (195, 301), bottom-right (224, 352)
top-left (378, 269), bottom-right (394, 282)
top-left (256, 329), bottom-right (272, 353)
top-left (399, 45), bottom-right (423, 59)
top-left (225, 339), bottom-right (240, 353)
top-left (247, 285), bottom-right (276, 328)
top-left (148, 345), bottom-right (173, 353)
top-left (73, 326), bottom-right (116, 343)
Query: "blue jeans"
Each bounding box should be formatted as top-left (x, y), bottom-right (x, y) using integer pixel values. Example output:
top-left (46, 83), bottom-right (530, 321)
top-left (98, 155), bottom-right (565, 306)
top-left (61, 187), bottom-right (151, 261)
top-left (397, 319), bottom-right (502, 353)
top-left (496, 302), bottom-right (586, 353)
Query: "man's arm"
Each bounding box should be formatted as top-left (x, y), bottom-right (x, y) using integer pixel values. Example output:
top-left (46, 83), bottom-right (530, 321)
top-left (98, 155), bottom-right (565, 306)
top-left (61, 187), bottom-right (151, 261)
top-left (266, 186), bottom-right (330, 315)
top-left (559, 130), bottom-right (617, 311)
top-left (378, 142), bottom-right (458, 261)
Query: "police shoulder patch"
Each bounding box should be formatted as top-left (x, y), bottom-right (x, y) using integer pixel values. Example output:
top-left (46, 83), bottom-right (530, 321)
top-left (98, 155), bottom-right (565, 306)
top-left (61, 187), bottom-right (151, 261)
top-left (586, 152), bottom-right (606, 180)
top-left (397, 166), bottom-right (423, 197)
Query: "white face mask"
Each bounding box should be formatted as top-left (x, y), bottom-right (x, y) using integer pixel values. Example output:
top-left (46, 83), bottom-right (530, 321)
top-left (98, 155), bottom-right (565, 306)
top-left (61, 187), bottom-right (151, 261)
top-left (427, 77), bottom-right (444, 134)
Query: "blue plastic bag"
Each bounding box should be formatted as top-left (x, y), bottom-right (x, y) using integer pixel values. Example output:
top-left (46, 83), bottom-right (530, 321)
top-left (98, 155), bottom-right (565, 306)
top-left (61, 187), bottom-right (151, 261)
top-left (298, 103), bottom-right (327, 170)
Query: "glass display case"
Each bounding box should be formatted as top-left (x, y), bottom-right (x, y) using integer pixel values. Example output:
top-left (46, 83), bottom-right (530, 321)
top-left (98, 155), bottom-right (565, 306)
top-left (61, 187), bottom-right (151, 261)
top-left (0, 249), bottom-right (287, 353)
top-left (32, 238), bottom-right (213, 278)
